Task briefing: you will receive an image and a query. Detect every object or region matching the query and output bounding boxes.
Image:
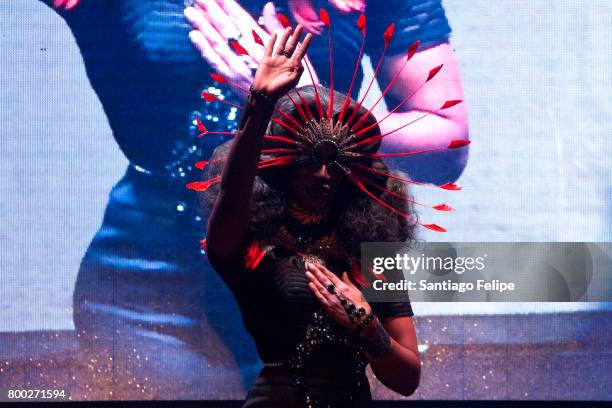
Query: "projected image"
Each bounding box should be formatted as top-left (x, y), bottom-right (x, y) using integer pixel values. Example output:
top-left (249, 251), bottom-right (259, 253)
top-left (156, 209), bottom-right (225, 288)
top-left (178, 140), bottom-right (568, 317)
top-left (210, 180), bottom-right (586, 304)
top-left (0, 0), bottom-right (610, 403)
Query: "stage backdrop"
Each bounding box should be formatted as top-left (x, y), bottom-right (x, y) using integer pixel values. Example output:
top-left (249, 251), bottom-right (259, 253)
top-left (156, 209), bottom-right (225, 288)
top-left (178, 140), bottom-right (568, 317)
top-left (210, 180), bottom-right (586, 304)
top-left (1, 0), bottom-right (611, 402)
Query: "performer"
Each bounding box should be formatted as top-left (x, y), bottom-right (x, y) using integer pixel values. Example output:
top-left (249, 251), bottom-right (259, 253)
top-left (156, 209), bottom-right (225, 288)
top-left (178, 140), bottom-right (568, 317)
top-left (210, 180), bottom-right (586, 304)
top-left (204, 25), bottom-right (421, 407)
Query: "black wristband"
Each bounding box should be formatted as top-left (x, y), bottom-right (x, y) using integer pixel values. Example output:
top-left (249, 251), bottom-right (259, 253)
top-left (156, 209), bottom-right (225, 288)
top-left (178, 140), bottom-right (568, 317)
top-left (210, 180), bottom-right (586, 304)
top-left (360, 319), bottom-right (392, 357)
top-left (237, 87), bottom-right (276, 130)
top-left (248, 85), bottom-right (276, 105)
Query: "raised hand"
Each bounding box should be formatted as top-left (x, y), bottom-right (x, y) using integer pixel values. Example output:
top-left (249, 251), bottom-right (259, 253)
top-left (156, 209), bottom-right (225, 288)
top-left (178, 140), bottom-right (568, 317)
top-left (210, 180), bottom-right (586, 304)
top-left (251, 25), bottom-right (313, 100)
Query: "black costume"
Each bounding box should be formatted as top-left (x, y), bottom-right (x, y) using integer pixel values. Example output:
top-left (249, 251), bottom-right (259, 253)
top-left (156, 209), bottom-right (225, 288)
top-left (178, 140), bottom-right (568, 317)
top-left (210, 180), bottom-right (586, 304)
top-left (208, 236), bottom-right (414, 407)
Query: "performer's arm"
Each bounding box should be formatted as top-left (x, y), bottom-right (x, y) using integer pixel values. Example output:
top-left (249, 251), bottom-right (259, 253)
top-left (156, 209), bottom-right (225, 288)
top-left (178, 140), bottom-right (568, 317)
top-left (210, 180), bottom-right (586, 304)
top-left (206, 26), bottom-right (312, 262)
top-left (361, 316), bottom-right (421, 396)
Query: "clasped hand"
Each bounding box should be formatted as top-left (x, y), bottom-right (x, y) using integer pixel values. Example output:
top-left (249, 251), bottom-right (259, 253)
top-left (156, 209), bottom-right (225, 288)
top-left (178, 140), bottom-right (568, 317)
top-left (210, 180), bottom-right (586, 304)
top-left (305, 262), bottom-right (376, 334)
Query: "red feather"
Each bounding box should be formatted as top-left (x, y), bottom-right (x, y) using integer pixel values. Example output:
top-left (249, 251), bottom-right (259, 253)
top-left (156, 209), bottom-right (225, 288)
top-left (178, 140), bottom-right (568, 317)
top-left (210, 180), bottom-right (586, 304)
top-left (195, 116), bottom-right (207, 132)
top-left (229, 40), bottom-right (249, 56)
top-left (440, 182), bottom-right (462, 191)
top-left (252, 30), bottom-right (264, 46)
top-left (201, 92), bottom-right (218, 102)
top-left (257, 155), bottom-right (295, 169)
top-left (407, 40), bottom-right (420, 61)
top-left (423, 224), bottom-right (447, 233)
top-left (441, 99), bottom-right (463, 110)
top-left (245, 241), bottom-right (267, 270)
top-left (194, 161), bottom-right (208, 170)
top-left (186, 177), bottom-right (220, 192)
top-left (319, 8), bottom-right (330, 27)
top-left (383, 23), bottom-right (395, 46)
top-left (357, 14), bottom-right (366, 34)
top-left (433, 204), bottom-right (454, 211)
top-left (348, 172), bottom-right (418, 223)
top-left (264, 135), bottom-right (298, 145)
top-left (210, 73), bottom-right (227, 83)
top-left (426, 64), bottom-right (443, 82)
top-left (447, 139), bottom-right (471, 149)
top-left (277, 13), bottom-right (291, 28)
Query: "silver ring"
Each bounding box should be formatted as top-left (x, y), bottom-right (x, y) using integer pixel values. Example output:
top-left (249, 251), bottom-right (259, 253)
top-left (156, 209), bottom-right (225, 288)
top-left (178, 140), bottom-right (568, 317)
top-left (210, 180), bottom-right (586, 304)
top-left (281, 49), bottom-right (293, 58)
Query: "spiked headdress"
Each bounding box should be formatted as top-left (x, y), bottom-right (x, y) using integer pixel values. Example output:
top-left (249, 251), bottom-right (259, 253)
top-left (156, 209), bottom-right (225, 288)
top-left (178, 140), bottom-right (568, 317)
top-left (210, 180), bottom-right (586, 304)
top-left (188, 9), bottom-right (469, 235)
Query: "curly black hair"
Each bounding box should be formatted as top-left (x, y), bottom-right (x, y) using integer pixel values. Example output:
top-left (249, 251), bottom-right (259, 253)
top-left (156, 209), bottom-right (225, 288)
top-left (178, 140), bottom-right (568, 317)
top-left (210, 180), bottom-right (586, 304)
top-left (201, 85), bottom-right (418, 258)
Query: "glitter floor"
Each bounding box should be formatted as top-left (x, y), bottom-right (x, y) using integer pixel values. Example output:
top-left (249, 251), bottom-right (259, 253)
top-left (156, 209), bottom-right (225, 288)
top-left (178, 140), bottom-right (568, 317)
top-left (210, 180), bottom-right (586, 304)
top-left (1, 311), bottom-right (610, 402)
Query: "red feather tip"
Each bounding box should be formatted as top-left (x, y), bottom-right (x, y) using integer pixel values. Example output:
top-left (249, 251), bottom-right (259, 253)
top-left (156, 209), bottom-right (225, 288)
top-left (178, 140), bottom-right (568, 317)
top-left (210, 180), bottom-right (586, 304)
top-left (433, 204), bottom-right (454, 211)
top-left (319, 8), bottom-right (331, 27)
top-left (195, 116), bottom-right (207, 132)
top-left (439, 182), bottom-right (462, 191)
top-left (447, 139), bottom-right (471, 149)
top-left (252, 30), bottom-right (264, 46)
top-left (277, 13), bottom-right (291, 28)
top-left (210, 73), bottom-right (227, 83)
top-left (201, 92), bottom-right (218, 102)
top-left (383, 23), bottom-right (395, 46)
top-left (426, 64), bottom-right (443, 82)
top-left (229, 40), bottom-right (249, 56)
top-left (357, 14), bottom-right (366, 34)
top-left (194, 161), bottom-right (208, 170)
top-left (441, 99), bottom-right (463, 110)
top-left (423, 224), bottom-right (447, 232)
top-left (407, 40), bottom-right (420, 61)
top-left (185, 178), bottom-right (219, 192)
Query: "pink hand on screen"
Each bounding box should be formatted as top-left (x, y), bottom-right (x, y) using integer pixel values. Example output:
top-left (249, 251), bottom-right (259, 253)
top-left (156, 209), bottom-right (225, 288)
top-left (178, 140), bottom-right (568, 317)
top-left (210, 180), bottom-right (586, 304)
top-left (53, 0), bottom-right (81, 10)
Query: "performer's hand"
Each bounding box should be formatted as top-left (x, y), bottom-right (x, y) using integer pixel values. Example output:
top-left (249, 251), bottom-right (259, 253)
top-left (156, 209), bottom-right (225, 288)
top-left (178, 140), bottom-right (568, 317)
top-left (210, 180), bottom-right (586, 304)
top-left (53, 0), bottom-right (81, 10)
top-left (305, 262), bottom-right (374, 332)
top-left (328, 0), bottom-right (365, 13)
top-left (262, 2), bottom-right (320, 87)
top-left (252, 25), bottom-right (312, 100)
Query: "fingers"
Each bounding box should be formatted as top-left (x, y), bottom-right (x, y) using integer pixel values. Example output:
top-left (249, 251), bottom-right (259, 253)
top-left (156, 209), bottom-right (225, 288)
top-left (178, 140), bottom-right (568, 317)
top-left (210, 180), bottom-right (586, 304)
top-left (308, 282), bottom-right (330, 306)
top-left (65, 0), bottom-right (80, 10)
top-left (215, 0), bottom-right (270, 59)
top-left (218, 0), bottom-right (259, 28)
top-left (264, 32), bottom-right (277, 57)
top-left (306, 272), bottom-right (332, 305)
top-left (185, 7), bottom-right (253, 81)
top-left (292, 33), bottom-right (313, 63)
top-left (195, 0), bottom-right (240, 40)
top-left (283, 25), bottom-right (303, 55)
top-left (341, 271), bottom-right (355, 287)
top-left (190, 2), bottom-right (259, 67)
top-left (306, 262), bottom-right (342, 288)
top-left (188, 30), bottom-right (232, 78)
top-left (274, 26), bottom-right (293, 55)
top-left (54, 0), bottom-right (80, 10)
